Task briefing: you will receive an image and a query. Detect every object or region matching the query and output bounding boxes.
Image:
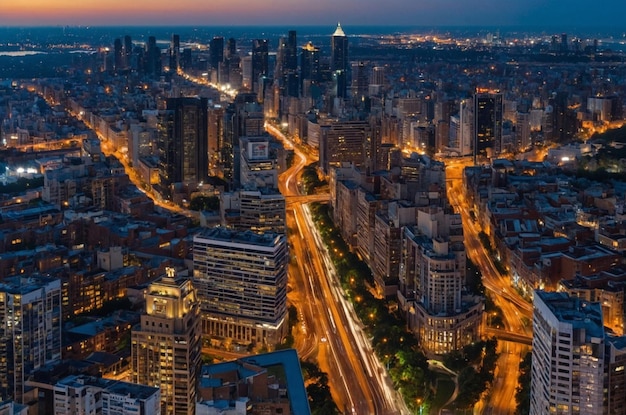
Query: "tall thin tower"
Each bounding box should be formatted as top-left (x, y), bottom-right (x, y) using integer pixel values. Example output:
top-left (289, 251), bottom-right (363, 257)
top-left (331, 23), bottom-right (349, 98)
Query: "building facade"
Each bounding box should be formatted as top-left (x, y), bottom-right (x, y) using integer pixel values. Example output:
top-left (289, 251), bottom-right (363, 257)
top-left (193, 228), bottom-right (288, 348)
top-left (0, 276), bottom-right (62, 403)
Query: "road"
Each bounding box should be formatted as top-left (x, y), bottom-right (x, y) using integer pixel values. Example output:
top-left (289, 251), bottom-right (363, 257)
top-left (444, 159), bottom-right (533, 415)
top-left (272, 124), bottom-right (409, 415)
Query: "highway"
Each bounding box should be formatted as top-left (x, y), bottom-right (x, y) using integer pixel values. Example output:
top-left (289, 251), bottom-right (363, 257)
top-left (444, 159), bottom-right (533, 415)
top-left (272, 123), bottom-right (409, 415)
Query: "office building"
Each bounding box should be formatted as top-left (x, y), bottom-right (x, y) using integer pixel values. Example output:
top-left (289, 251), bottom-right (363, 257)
top-left (131, 270), bottom-right (202, 415)
top-left (157, 97), bottom-right (209, 197)
top-left (318, 120), bottom-right (371, 175)
top-left (53, 375), bottom-right (160, 415)
top-left (473, 91), bottom-right (503, 160)
top-left (193, 228), bottom-right (288, 348)
top-left (0, 276), bottom-right (62, 403)
top-left (531, 291), bottom-right (606, 415)
top-left (144, 36), bottom-right (161, 76)
top-left (331, 23), bottom-right (349, 98)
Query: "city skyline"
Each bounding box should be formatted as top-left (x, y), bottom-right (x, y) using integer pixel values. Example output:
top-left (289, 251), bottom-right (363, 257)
top-left (3, 0), bottom-right (626, 28)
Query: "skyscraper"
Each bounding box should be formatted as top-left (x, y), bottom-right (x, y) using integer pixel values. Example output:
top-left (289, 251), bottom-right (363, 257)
top-left (157, 97), bottom-right (209, 196)
top-left (473, 90), bottom-right (503, 161)
top-left (251, 39), bottom-right (269, 94)
top-left (331, 23), bottom-right (349, 98)
top-left (170, 34), bottom-right (180, 72)
top-left (300, 41), bottom-right (320, 85)
top-left (0, 276), bottom-right (62, 403)
top-left (144, 36), bottom-right (161, 76)
top-left (192, 228), bottom-right (288, 348)
top-left (209, 36), bottom-right (224, 72)
top-left (131, 269), bottom-right (201, 415)
top-left (124, 35), bottom-right (132, 70)
top-left (114, 38), bottom-right (123, 71)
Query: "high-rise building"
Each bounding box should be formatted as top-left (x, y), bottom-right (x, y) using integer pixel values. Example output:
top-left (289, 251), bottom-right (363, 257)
top-left (157, 97), bottom-right (209, 196)
top-left (124, 35), bottom-right (132, 70)
top-left (131, 270), bottom-right (202, 415)
top-left (192, 228), bottom-right (288, 348)
top-left (170, 34), bottom-right (180, 72)
top-left (473, 91), bottom-right (503, 160)
top-left (114, 38), bottom-right (123, 71)
top-left (239, 188), bottom-right (286, 234)
top-left (276, 31), bottom-right (299, 98)
top-left (0, 276), bottom-right (62, 402)
top-left (351, 61), bottom-right (369, 101)
top-left (331, 23), bottom-right (349, 98)
top-left (251, 39), bottom-right (269, 94)
top-left (530, 291), bottom-right (606, 415)
top-left (53, 375), bottom-right (161, 415)
top-left (144, 36), bottom-right (161, 76)
top-left (300, 41), bottom-right (320, 85)
top-left (209, 36), bottom-right (224, 72)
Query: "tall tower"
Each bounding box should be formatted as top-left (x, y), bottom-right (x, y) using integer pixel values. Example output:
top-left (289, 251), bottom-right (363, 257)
top-left (157, 97), bottom-right (209, 197)
top-left (193, 228), bottom-right (288, 348)
top-left (473, 90), bottom-right (503, 161)
top-left (251, 39), bottom-right (269, 94)
top-left (170, 34), bottom-right (180, 72)
top-left (131, 270), bottom-right (202, 415)
top-left (145, 36), bottom-right (161, 76)
top-left (209, 36), bottom-right (224, 72)
top-left (0, 276), bottom-right (62, 402)
top-left (331, 23), bottom-right (349, 98)
top-left (114, 38), bottom-right (123, 71)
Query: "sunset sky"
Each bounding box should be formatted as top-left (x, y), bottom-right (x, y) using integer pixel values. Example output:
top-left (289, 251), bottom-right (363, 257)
top-left (2, 0), bottom-right (626, 27)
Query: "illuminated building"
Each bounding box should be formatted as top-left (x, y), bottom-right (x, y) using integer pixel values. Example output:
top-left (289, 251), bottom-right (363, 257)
top-left (192, 228), bottom-right (288, 348)
top-left (0, 276), bottom-right (62, 403)
top-left (157, 97), bottom-right (209, 197)
top-left (221, 188), bottom-right (286, 235)
top-left (331, 23), bottom-right (349, 98)
top-left (300, 41), bottom-right (320, 86)
top-left (131, 270), bottom-right (202, 415)
top-left (317, 120), bottom-right (371, 175)
top-left (473, 91), bottom-right (503, 160)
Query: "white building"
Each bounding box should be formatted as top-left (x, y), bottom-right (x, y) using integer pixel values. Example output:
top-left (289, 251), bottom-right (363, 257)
top-left (531, 291), bottom-right (605, 415)
top-left (53, 375), bottom-right (160, 415)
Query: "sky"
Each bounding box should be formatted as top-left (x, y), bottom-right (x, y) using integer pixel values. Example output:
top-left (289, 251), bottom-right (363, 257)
top-left (2, 0), bottom-right (626, 28)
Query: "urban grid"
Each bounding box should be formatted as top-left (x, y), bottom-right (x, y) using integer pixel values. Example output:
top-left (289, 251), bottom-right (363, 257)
top-left (0, 15), bottom-right (625, 415)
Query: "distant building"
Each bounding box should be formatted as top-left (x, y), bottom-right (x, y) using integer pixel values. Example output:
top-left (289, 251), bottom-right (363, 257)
top-left (331, 23), bottom-right (349, 99)
top-left (209, 37), bottom-right (224, 72)
top-left (131, 270), bottom-right (202, 415)
top-left (193, 228), bottom-right (288, 348)
top-left (0, 276), bottom-right (62, 403)
top-left (251, 39), bottom-right (269, 94)
top-left (239, 136), bottom-right (278, 189)
top-left (53, 375), bottom-right (160, 415)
